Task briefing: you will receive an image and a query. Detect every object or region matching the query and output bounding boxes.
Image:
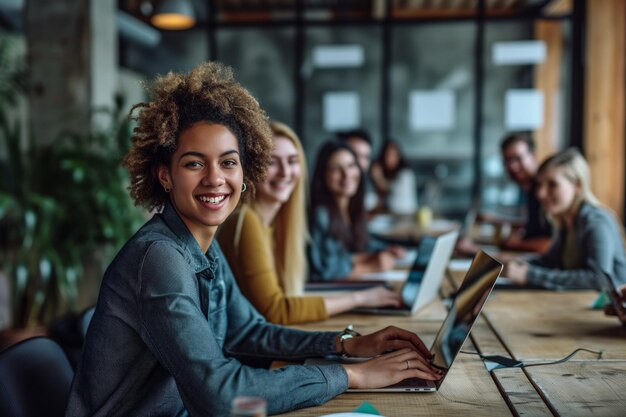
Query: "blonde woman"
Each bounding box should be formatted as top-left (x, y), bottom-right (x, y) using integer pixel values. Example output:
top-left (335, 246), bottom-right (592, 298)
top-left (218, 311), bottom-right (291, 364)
top-left (504, 148), bottom-right (626, 290)
top-left (218, 122), bottom-right (401, 325)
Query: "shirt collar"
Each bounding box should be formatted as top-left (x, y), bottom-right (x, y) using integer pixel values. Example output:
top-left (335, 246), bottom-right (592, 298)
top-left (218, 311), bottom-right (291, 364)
top-left (160, 202), bottom-right (218, 274)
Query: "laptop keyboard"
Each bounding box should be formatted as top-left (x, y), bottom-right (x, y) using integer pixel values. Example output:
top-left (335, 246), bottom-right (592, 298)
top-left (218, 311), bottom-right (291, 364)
top-left (387, 377), bottom-right (432, 388)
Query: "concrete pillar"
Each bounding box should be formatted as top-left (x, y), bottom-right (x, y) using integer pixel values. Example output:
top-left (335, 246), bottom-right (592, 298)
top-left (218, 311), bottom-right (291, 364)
top-left (25, 0), bottom-right (118, 144)
top-left (90, 0), bottom-right (117, 130)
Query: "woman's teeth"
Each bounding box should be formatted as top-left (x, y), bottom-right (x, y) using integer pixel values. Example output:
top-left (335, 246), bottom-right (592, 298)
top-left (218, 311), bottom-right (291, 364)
top-left (198, 195), bottom-right (226, 204)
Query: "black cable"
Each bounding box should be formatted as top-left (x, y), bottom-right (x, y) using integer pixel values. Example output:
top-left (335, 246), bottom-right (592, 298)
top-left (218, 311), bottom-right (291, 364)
top-left (460, 347), bottom-right (604, 369)
top-left (521, 348), bottom-right (604, 368)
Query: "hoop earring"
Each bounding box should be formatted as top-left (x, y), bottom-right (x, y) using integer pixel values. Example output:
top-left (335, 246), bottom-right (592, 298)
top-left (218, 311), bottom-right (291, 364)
top-left (241, 183), bottom-right (247, 192)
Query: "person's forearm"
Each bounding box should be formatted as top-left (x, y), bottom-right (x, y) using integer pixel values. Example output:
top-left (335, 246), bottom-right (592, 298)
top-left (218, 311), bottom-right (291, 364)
top-left (500, 235), bottom-right (551, 253)
top-left (526, 265), bottom-right (603, 290)
top-left (349, 253), bottom-right (377, 277)
top-left (478, 211), bottom-right (524, 226)
top-left (323, 293), bottom-right (361, 316)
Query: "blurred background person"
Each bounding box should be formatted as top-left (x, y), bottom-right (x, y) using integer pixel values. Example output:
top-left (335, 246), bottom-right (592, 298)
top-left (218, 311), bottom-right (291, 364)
top-left (308, 140), bottom-right (404, 281)
top-left (218, 122), bottom-right (401, 325)
top-left (370, 139), bottom-right (418, 215)
top-left (457, 132), bottom-right (552, 255)
top-left (503, 148), bottom-right (626, 290)
top-left (337, 129), bottom-right (378, 211)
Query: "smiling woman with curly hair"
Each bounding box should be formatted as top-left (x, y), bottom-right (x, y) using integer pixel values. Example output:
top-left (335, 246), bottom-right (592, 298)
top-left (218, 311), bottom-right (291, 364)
top-left (123, 62), bottom-right (271, 210)
top-left (66, 62), bottom-right (441, 417)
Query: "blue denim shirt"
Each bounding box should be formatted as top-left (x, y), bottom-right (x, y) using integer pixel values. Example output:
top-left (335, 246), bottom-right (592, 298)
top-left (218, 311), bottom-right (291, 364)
top-left (66, 203), bottom-right (348, 417)
top-left (308, 207), bottom-right (388, 281)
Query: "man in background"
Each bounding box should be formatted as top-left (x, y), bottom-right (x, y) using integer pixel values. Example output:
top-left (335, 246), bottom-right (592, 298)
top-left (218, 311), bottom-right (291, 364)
top-left (459, 132), bottom-right (552, 254)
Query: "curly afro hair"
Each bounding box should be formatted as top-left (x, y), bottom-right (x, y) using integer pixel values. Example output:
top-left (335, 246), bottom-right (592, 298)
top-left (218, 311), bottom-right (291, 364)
top-left (123, 62), bottom-right (273, 211)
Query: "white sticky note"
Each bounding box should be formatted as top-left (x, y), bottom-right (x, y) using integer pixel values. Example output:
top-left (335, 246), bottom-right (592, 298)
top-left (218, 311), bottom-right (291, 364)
top-left (493, 40), bottom-right (547, 65)
top-left (409, 90), bottom-right (455, 131)
top-left (323, 92), bottom-right (360, 131)
top-left (313, 45), bottom-right (364, 68)
top-left (505, 89), bottom-right (544, 130)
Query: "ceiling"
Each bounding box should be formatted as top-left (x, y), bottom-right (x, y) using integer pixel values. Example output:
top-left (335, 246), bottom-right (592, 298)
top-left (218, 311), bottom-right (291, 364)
top-left (120, 0), bottom-right (571, 24)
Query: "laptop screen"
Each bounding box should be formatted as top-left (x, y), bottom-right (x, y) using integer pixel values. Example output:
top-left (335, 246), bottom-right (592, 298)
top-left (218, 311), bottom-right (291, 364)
top-left (401, 236), bottom-right (437, 306)
top-left (429, 250), bottom-right (502, 387)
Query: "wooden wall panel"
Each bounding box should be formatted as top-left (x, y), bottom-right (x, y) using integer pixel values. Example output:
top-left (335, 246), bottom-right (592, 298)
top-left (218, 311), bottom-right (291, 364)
top-left (534, 20), bottom-right (563, 162)
top-left (585, 0), bottom-right (626, 220)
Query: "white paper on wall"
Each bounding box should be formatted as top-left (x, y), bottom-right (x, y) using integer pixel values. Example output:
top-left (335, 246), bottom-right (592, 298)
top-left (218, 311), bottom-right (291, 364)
top-left (409, 90), bottom-right (455, 131)
top-left (505, 89), bottom-right (544, 130)
top-left (313, 45), bottom-right (364, 68)
top-left (323, 92), bottom-right (360, 131)
top-left (492, 41), bottom-right (547, 65)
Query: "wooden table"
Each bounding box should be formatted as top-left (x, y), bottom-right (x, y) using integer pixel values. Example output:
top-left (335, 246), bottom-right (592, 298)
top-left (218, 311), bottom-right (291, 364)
top-left (368, 214), bottom-right (460, 245)
top-left (282, 313), bottom-right (512, 417)
top-left (279, 261), bottom-right (626, 416)
top-left (450, 266), bottom-right (626, 417)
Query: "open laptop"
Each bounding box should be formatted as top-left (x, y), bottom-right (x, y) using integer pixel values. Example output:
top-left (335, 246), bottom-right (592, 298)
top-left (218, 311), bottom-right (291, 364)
top-left (307, 250), bottom-right (502, 392)
top-left (353, 229), bottom-right (459, 316)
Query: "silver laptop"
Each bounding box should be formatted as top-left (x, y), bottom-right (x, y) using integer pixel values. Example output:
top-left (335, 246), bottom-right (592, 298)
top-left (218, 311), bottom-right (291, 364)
top-left (311, 250), bottom-right (502, 392)
top-left (353, 229), bottom-right (459, 316)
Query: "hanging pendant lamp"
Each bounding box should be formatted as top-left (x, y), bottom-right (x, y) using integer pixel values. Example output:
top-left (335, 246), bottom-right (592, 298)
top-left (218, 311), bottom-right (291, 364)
top-left (151, 0), bottom-right (196, 30)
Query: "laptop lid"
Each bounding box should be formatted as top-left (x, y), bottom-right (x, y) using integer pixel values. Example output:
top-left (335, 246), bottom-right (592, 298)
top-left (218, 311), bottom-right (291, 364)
top-left (430, 250), bottom-right (503, 389)
top-left (400, 229), bottom-right (459, 313)
top-left (305, 250), bottom-right (502, 393)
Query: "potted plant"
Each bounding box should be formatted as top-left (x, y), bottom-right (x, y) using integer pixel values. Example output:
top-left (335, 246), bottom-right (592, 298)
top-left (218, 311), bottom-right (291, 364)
top-left (0, 37), bottom-right (143, 338)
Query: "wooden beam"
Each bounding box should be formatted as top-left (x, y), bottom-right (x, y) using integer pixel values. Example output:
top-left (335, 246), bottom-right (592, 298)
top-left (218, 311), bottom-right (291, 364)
top-left (544, 0), bottom-right (572, 15)
top-left (584, 0), bottom-right (626, 220)
top-left (533, 20), bottom-right (563, 161)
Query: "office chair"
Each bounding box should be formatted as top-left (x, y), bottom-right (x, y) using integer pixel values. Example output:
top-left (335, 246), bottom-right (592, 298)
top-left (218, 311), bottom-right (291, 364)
top-left (0, 336), bottom-right (74, 417)
top-left (79, 306), bottom-right (95, 338)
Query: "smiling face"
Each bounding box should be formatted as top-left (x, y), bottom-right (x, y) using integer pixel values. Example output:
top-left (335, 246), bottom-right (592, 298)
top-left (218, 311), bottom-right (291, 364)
top-left (536, 166), bottom-right (580, 219)
top-left (345, 137), bottom-right (372, 172)
top-left (383, 143), bottom-right (401, 171)
top-left (325, 149), bottom-right (361, 200)
top-left (502, 141), bottom-right (537, 187)
top-left (158, 122), bottom-right (243, 247)
top-left (256, 135), bottom-right (301, 206)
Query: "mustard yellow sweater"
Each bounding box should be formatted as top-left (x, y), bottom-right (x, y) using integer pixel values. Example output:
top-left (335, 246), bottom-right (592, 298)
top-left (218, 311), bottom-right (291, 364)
top-left (217, 205), bottom-right (328, 325)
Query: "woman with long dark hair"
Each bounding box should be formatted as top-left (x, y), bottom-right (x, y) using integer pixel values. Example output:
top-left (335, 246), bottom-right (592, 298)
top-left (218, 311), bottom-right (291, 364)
top-left (308, 140), bottom-right (404, 281)
top-left (371, 139), bottom-right (418, 214)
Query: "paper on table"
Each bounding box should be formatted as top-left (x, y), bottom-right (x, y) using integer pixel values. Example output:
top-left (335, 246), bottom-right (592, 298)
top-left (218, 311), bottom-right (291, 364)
top-left (448, 258), bottom-right (473, 271)
top-left (427, 219), bottom-right (458, 232)
top-left (395, 248), bottom-right (417, 268)
top-left (495, 276), bottom-right (514, 286)
top-left (358, 270), bottom-right (408, 281)
top-left (367, 214), bottom-right (394, 233)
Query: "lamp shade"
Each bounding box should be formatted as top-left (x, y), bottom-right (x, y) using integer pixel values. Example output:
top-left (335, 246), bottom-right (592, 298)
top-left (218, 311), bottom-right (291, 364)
top-left (151, 0), bottom-right (196, 30)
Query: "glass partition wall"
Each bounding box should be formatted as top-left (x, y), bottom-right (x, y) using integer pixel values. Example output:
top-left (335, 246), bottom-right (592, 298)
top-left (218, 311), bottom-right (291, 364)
top-left (390, 22), bottom-right (477, 214)
top-left (124, 1), bottom-right (577, 220)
